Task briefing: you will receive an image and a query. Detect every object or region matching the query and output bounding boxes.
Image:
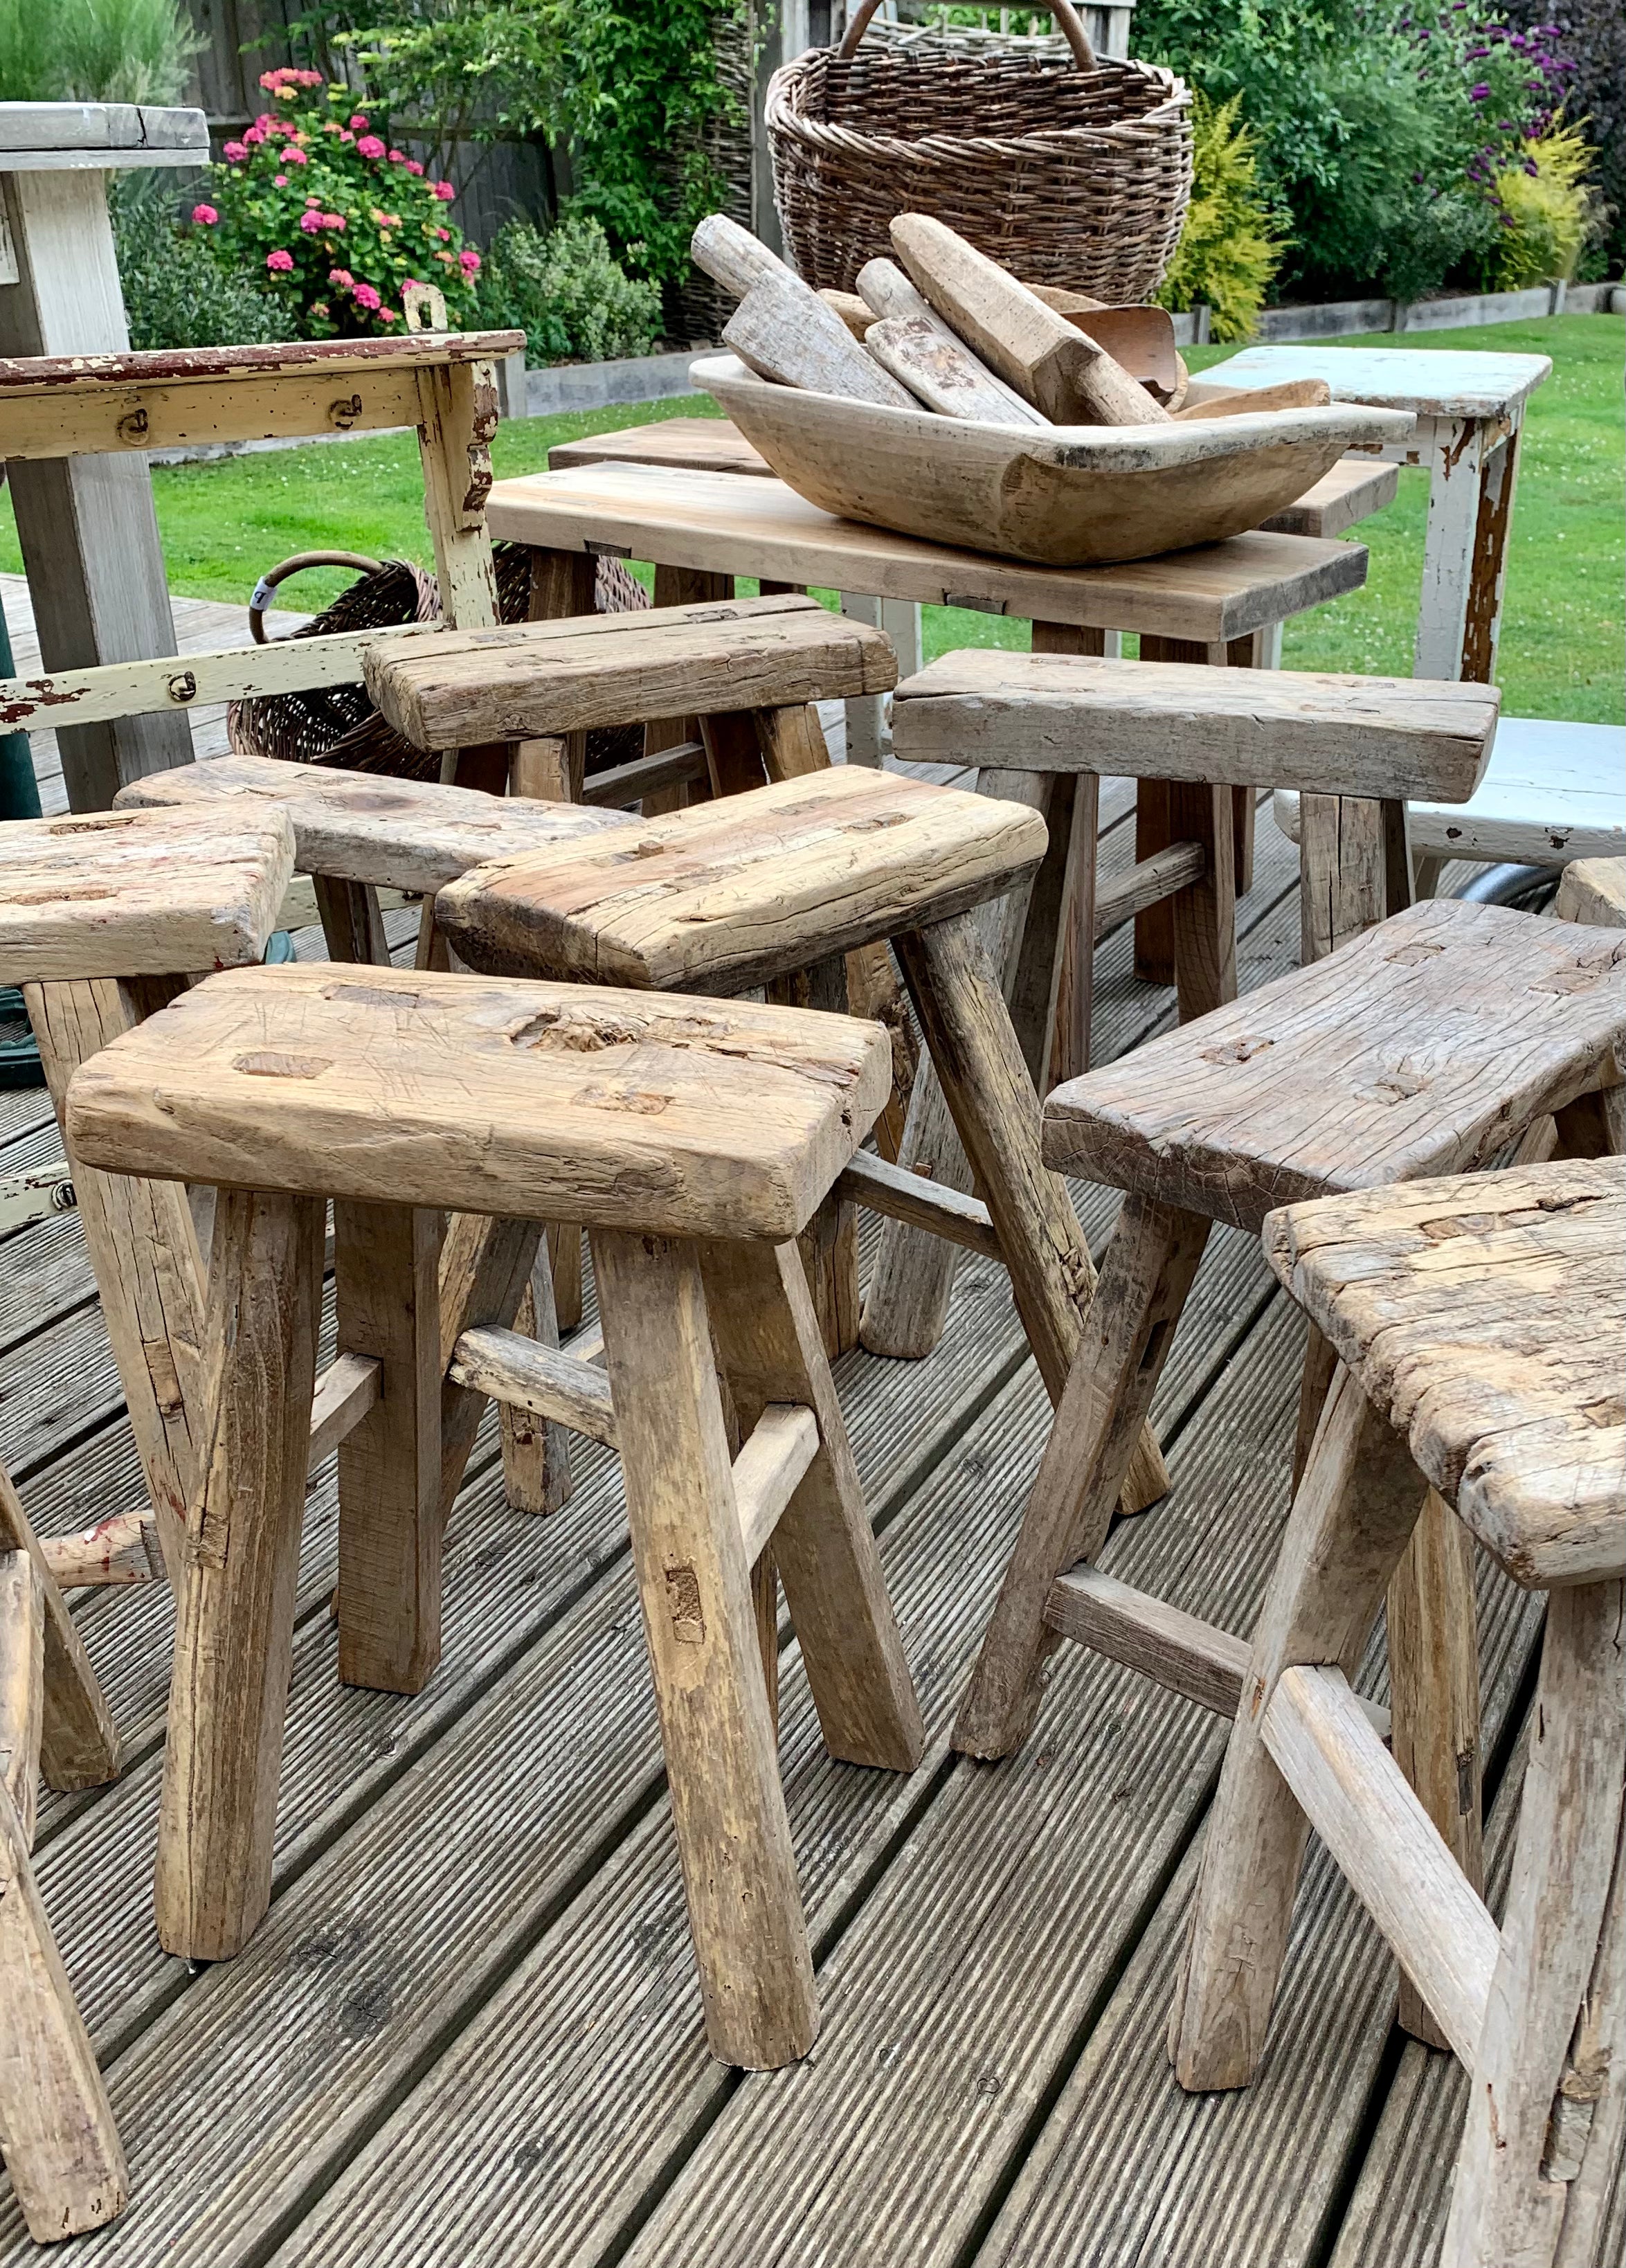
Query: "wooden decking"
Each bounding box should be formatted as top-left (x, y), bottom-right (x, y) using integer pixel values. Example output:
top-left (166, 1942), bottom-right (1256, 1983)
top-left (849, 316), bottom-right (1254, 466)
top-left (0, 610), bottom-right (1614, 2265)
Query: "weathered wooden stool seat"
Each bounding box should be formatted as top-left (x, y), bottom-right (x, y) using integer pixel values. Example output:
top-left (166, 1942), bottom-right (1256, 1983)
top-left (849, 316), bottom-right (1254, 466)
top-left (66, 964), bottom-right (925, 2070)
top-left (435, 762), bottom-right (1046, 991)
top-left (1173, 1158), bottom-right (1625, 2268)
top-left (117, 748), bottom-right (629, 895)
top-left (0, 803), bottom-right (294, 981)
top-left (952, 896), bottom-right (1625, 1929)
top-left (1040, 896), bottom-right (1626, 1232)
top-left (0, 805), bottom-right (296, 1583)
top-left (67, 962), bottom-right (892, 1241)
top-left (435, 764), bottom-right (1167, 1511)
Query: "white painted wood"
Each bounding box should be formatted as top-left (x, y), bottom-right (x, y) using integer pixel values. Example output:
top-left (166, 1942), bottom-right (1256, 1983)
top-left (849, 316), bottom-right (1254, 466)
top-left (1272, 718), bottom-right (1626, 867)
top-left (731, 1403), bottom-right (820, 1565)
top-left (0, 102), bottom-right (208, 157)
top-left (0, 166), bottom-right (190, 805)
top-left (1202, 345), bottom-right (1551, 421)
top-left (1263, 1664), bottom-right (1499, 2067)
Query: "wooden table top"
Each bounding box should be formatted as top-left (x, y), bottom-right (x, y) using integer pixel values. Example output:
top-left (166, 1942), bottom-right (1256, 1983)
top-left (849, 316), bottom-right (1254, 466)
top-left (1205, 345), bottom-right (1552, 420)
top-left (487, 463), bottom-right (1369, 643)
top-left (547, 419), bottom-right (1399, 543)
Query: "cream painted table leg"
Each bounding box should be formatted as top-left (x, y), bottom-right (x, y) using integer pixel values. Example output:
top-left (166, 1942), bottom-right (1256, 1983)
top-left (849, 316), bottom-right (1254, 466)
top-left (0, 170), bottom-right (192, 808)
top-left (1413, 411), bottom-right (1521, 685)
top-left (840, 595), bottom-right (920, 767)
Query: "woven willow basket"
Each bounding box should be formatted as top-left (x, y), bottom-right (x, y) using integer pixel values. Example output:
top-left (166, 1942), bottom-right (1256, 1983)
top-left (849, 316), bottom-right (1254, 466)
top-left (768, 0), bottom-right (1191, 305)
top-left (229, 547), bottom-right (649, 781)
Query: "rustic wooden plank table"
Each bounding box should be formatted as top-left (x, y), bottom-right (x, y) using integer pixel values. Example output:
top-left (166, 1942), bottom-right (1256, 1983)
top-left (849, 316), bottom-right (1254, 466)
top-left (1192, 345), bottom-right (1551, 684)
top-left (0, 101), bottom-right (212, 809)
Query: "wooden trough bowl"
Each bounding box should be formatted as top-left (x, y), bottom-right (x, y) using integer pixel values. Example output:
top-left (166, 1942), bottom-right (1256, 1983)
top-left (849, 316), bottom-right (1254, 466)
top-left (692, 353), bottom-right (1416, 568)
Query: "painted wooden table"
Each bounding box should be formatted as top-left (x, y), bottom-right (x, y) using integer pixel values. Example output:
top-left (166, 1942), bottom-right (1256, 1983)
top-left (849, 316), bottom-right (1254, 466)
top-left (1191, 345), bottom-right (1551, 685)
top-left (0, 101), bottom-right (211, 809)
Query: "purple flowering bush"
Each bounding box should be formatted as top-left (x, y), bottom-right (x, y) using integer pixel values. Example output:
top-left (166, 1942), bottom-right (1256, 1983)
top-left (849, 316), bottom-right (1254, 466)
top-left (196, 69), bottom-right (482, 337)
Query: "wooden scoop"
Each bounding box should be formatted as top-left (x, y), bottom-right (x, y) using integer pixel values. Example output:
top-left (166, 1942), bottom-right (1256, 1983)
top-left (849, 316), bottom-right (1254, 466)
top-left (1172, 377), bottom-right (1333, 422)
top-left (1027, 287), bottom-right (1183, 402)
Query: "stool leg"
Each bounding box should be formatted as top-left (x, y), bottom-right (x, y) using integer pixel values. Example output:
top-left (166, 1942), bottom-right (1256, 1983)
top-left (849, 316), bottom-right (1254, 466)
top-left (699, 1237), bottom-right (924, 1772)
top-left (954, 1196), bottom-right (1208, 1761)
top-left (155, 1188), bottom-right (323, 1962)
top-left (436, 1214), bottom-right (545, 1522)
top-left (894, 910), bottom-right (1167, 1510)
top-left (1168, 779), bottom-right (1236, 1023)
top-left (1444, 1580), bottom-right (1624, 2268)
top-left (313, 875), bottom-right (390, 966)
top-left (334, 1202), bottom-right (444, 1695)
top-left (0, 1468), bottom-right (120, 1793)
top-left (1170, 1365), bottom-right (1429, 2091)
top-left (1388, 1488), bottom-right (1483, 2047)
top-left (498, 1253), bottom-right (575, 1517)
top-left (591, 1227), bottom-right (817, 2069)
top-left (0, 1781), bottom-right (127, 2241)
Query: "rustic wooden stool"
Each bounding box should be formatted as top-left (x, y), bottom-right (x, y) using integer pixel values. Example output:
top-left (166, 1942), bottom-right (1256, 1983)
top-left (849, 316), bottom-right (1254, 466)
top-left (876, 650), bottom-right (1501, 1365)
top-left (64, 963), bottom-right (926, 2068)
top-left (0, 1461), bottom-right (125, 2241)
top-left (0, 803), bottom-right (296, 1578)
top-left (117, 748), bottom-right (639, 1510)
top-left (952, 899), bottom-right (1625, 1947)
top-left (1173, 1157), bottom-right (1624, 2268)
top-left (433, 764), bottom-right (1166, 1513)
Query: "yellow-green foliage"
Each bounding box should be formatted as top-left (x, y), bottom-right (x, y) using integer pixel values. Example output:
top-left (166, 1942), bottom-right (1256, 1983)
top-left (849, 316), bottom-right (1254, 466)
top-left (1492, 121), bottom-right (1602, 290)
top-left (1155, 93), bottom-right (1283, 343)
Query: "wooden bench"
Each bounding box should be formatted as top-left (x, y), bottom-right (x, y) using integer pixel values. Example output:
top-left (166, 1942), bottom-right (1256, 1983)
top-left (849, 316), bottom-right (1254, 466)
top-left (950, 900), bottom-right (1626, 2054)
top-left (64, 963), bottom-right (926, 2070)
top-left (1174, 1157), bottom-right (1623, 2268)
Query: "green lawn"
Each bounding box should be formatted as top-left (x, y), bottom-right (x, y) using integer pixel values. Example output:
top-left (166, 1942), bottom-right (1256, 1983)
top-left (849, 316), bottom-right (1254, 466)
top-left (2, 312), bottom-right (1619, 721)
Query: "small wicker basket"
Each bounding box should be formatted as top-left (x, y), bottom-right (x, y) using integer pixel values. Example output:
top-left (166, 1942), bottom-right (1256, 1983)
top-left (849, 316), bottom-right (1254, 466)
top-left (228, 546), bottom-right (650, 781)
top-left (768, 0), bottom-right (1191, 305)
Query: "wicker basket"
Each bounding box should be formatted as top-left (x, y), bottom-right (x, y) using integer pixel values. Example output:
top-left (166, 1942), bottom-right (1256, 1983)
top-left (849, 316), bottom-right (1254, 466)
top-left (767, 0), bottom-right (1191, 305)
top-left (228, 546), bottom-right (650, 781)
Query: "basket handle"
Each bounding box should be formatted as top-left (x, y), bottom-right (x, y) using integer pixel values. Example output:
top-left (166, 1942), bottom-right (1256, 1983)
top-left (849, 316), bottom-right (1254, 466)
top-left (248, 550), bottom-right (384, 645)
top-left (837, 0), bottom-right (1098, 70)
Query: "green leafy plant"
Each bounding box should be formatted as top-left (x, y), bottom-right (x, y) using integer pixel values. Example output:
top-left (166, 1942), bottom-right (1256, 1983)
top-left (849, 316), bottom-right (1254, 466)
top-left (473, 216), bottom-right (662, 362)
top-left (111, 174), bottom-right (295, 348)
top-left (0, 0), bottom-right (200, 102)
top-left (1155, 93), bottom-right (1283, 341)
top-left (290, 0), bottom-right (746, 282)
top-left (1490, 117), bottom-right (1603, 285)
top-left (201, 66), bottom-right (480, 337)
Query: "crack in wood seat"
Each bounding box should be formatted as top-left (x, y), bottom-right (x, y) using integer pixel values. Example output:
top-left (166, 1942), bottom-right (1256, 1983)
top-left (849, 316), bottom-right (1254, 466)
top-left (115, 750), bottom-right (629, 895)
top-left (65, 962), bottom-right (892, 1243)
top-left (952, 899), bottom-right (1626, 1789)
top-left (61, 962), bottom-right (923, 2069)
top-left (0, 804), bottom-right (293, 982)
top-left (361, 590), bottom-right (896, 752)
top-left (1041, 898), bottom-right (1626, 1234)
top-left (435, 763), bottom-right (1047, 993)
top-left (1173, 1159), bottom-right (1624, 2268)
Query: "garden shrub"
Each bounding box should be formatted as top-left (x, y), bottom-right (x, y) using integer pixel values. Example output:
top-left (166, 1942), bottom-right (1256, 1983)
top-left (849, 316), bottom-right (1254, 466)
top-left (473, 217), bottom-right (662, 363)
top-left (1155, 93), bottom-right (1283, 340)
top-left (0, 0), bottom-right (199, 102)
top-left (199, 67), bottom-right (482, 338)
top-left (111, 174), bottom-right (295, 348)
top-left (1490, 117), bottom-right (1604, 285)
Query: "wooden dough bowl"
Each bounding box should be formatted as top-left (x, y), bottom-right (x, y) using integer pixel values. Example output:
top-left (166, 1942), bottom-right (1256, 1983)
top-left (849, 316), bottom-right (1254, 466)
top-left (693, 354), bottom-right (1416, 568)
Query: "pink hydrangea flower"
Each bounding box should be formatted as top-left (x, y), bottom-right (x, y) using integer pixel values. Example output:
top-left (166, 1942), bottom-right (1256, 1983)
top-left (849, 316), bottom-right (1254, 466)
top-left (255, 113), bottom-right (275, 131)
top-left (191, 203), bottom-right (218, 225)
top-left (273, 174), bottom-right (288, 188)
top-left (323, 213), bottom-right (345, 231)
top-left (222, 140), bottom-right (247, 162)
top-left (379, 306), bottom-right (399, 323)
top-left (388, 148), bottom-right (406, 163)
top-left (430, 179), bottom-right (455, 201)
top-left (329, 267), bottom-right (353, 287)
top-left (352, 282), bottom-right (382, 311)
top-left (274, 85), bottom-right (296, 100)
top-left (280, 145), bottom-right (307, 164)
top-left (436, 226), bottom-right (451, 242)
top-left (349, 114), bottom-right (368, 129)
top-left (356, 134), bottom-right (386, 159)
top-left (458, 249), bottom-right (480, 275)
top-left (339, 130), bottom-right (354, 143)
top-left (242, 125), bottom-right (264, 145)
top-left (266, 249), bottom-right (295, 273)
top-left (405, 159), bottom-right (424, 175)
top-left (298, 210), bottom-right (324, 233)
